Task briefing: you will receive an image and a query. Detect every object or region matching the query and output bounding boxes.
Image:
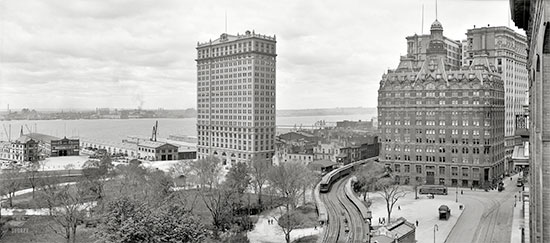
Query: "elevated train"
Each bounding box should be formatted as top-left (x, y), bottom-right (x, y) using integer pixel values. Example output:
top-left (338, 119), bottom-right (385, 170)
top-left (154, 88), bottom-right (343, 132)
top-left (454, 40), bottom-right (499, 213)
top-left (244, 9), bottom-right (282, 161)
top-left (319, 157), bottom-right (378, 193)
top-left (316, 157), bottom-right (378, 225)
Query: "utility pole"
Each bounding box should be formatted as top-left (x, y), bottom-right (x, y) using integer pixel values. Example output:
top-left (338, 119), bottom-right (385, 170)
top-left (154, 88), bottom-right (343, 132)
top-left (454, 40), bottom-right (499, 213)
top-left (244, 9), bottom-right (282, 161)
top-left (456, 182), bottom-right (458, 202)
top-left (434, 224), bottom-right (439, 243)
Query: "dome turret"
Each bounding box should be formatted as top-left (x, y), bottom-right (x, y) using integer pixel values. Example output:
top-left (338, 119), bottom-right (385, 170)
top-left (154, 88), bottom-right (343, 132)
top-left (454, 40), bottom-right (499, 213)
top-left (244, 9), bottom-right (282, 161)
top-left (431, 19), bottom-right (443, 31)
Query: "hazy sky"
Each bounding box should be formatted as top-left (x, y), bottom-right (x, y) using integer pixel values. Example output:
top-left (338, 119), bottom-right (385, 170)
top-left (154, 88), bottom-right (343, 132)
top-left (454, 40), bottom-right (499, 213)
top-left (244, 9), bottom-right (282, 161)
top-left (0, 0), bottom-right (522, 110)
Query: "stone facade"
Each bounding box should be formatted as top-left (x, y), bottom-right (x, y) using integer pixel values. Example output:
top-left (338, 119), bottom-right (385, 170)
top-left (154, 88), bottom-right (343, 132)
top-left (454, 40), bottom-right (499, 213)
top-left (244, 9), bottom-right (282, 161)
top-left (510, 0), bottom-right (550, 241)
top-left (196, 31), bottom-right (276, 166)
top-left (378, 20), bottom-right (505, 188)
top-left (464, 26), bottom-right (528, 171)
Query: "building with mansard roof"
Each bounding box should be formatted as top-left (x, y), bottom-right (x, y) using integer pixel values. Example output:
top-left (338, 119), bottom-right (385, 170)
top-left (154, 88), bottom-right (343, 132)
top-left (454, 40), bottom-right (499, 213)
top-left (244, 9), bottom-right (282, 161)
top-left (377, 20), bottom-right (505, 188)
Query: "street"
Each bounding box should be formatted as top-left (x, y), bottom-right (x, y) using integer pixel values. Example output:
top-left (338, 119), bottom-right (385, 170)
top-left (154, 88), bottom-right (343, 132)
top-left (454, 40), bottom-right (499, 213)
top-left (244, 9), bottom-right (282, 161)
top-left (446, 173), bottom-right (521, 243)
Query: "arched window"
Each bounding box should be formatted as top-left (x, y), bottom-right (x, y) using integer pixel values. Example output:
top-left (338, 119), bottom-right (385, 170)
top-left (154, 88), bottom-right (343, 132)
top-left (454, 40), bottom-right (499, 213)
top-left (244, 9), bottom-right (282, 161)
top-left (543, 22), bottom-right (550, 54)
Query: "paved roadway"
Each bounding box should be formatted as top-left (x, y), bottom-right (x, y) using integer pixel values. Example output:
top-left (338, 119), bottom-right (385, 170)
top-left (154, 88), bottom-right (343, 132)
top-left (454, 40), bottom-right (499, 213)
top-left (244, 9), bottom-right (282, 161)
top-left (446, 174), bottom-right (521, 243)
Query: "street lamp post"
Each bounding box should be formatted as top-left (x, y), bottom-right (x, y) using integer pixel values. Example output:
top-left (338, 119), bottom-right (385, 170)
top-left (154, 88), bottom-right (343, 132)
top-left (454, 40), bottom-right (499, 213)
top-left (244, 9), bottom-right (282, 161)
top-left (456, 182), bottom-right (458, 202)
top-left (434, 224), bottom-right (439, 243)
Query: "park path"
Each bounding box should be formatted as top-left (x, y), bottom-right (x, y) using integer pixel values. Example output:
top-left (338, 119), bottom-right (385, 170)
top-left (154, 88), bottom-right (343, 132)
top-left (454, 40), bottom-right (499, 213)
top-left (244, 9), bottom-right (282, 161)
top-left (247, 206), bottom-right (321, 243)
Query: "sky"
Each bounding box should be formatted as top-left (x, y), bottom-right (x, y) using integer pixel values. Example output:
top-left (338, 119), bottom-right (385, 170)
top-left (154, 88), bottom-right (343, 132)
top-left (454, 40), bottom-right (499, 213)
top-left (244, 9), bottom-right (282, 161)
top-left (0, 0), bottom-right (523, 111)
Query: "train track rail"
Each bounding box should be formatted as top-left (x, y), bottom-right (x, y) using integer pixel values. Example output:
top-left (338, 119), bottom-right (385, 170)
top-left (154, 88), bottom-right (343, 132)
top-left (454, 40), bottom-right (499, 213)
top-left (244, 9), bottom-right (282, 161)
top-left (319, 176), bottom-right (369, 243)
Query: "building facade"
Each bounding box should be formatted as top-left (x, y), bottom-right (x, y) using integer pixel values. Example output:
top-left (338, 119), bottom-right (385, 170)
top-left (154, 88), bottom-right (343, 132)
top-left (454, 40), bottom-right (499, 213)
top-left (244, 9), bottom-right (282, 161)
top-left (137, 141), bottom-right (179, 161)
top-left (463, 26), bottom-right (529, 171)
top-left (511, 0), bottom-right (550, 241)
top-left (403, 30), bottom-right (463, 70)
top-left (50, 137), bottom-right (80, 157)
top-left (378, 20), bottom-right (505, 188)
top-left (10, 136), bottom-right (39, 162)
top-left (196, 31), bottom-right (277, 166)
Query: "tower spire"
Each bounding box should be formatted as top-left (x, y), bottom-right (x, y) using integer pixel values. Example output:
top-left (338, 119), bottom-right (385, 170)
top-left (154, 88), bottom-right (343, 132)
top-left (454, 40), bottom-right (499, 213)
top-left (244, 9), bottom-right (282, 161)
top-left (225, 10), bottom-right (227, 34)
top-left (435, 0), bottom-right (437, 20)
top-left (422, 4), bottom-right (424, 34)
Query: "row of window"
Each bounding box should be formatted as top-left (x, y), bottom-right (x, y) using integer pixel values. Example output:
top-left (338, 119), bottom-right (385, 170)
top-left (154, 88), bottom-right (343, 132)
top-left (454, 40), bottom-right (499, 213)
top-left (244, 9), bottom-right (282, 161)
top-left (198, 144), bottom-right (274, 152)
top-left (385, 145), bottom-right (490, 154)
top-left (383, 120), bottom-right (490, 126)
top-left (379, 110), bottom-right (500, 117)
top-left (197, 120), bottom-right (276, 127)
top-left (382, 99), bottom-right (490, 105)
top-left (392, 163), bottom-right (480, 177)
top-left (383, 128), bottom-right (491, 136)
top-left (381, 90), bottom-right (491, 98)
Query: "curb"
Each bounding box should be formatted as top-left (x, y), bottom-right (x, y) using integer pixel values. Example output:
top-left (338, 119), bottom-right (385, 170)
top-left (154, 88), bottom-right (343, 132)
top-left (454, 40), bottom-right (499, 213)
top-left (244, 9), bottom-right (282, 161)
top-left (443, 203), bottom-right (466, 243)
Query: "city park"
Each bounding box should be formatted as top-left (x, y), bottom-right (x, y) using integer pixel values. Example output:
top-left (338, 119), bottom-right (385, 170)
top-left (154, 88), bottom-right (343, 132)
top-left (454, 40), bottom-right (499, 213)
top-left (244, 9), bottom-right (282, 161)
top-left (0, 151), bottom-right (487, 243)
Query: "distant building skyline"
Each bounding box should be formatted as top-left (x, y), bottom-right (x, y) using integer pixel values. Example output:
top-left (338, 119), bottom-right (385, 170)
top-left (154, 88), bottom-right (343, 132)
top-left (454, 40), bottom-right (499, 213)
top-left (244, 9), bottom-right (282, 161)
top-left (0, 1), bottom-right (520, 110)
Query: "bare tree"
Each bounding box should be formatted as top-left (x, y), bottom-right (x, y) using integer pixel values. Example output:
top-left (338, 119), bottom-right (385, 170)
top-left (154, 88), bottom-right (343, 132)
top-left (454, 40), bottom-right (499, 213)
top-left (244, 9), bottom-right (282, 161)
top-left (37, 175), bottom-right (62, 216)
top-left (274, 207), bottom-right (306, 243)
top-left (24, 162), bottom-right (41, 199)
top-left (1, 164), bottom-right (22, 207)
top-left (114, 163), bottom-right (173, 206)
top-left (267, 162), bottom-right (309, 209)
top-left (354, 161), bottom-right (386, 202)
top-left (49, 182), bottom-right (92, 243)
top-left (199, 187), bottom-right (236, 238)
top-left (377, 177), bottom-right (407, 225)
top-left (249, 156), bottom-right (271, 207)
top-left (189, 156), bottom-right (222, 190)
top-left (168, 160), bottom-right (192, 188)
top-left (81, 156), bottom-right (113, 202)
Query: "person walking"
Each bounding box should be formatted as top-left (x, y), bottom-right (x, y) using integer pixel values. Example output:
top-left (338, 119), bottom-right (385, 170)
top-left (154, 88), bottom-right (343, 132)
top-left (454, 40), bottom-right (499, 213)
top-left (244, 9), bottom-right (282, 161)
top-left (415, 220), bottom-right (419, 227)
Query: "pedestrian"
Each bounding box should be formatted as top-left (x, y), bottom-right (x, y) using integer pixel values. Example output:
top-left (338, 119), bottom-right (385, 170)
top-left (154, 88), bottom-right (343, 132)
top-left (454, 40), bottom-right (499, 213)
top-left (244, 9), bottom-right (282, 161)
top-left (461, 190), bottom-right (463, 195)
top-left (379, 217), bottom-right (381, 224)
top-left (415, 220), bottom-right (419, 227)
top-left (398, 205), bottom-right (401, 210)
top-left (315, 225), bottom-right (317, 230)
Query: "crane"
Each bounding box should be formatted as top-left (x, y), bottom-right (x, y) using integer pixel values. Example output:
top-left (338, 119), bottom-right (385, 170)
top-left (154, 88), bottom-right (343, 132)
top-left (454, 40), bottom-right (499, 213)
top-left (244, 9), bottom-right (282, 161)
top-left (2, 124), bottom-right (10, 141)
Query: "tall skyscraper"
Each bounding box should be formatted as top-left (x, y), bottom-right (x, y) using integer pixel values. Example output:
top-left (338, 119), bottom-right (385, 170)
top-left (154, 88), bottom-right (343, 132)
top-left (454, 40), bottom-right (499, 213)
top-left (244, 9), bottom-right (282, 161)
top-left (463, 26), bottom-right (528, 171)
top-left (511, 0), bottom-right (550, 241)
top-left (196, 31), bottom-right (277, 167)
top-left (401, 26), bottom-right (463, 70)
top-left (378, 20), bottom-right (505, 188)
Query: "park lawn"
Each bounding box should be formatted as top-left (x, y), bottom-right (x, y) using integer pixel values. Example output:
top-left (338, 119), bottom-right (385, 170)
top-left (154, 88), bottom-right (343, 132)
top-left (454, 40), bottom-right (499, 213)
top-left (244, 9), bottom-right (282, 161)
top-left (0, 216), bottom-right (96, 243)
top-left (1, 175), bottom-right (87, 209)
top-left (279, 203), bottom-right (319, 229)
top-left (171, 189), bottom-right (286, 223)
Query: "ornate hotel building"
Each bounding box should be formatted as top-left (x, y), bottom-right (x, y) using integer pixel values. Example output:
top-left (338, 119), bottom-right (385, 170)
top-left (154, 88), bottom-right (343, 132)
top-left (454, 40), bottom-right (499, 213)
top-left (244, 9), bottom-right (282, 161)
top-left (463, 26), bottom-right (528, 171)
top-left (404, 32), bottom-right (462, 69)
top-left (196, 31), bottom-right (277, 166)
top-left (378, 20), bottom-right (505, 188)
top-left (511, 0), bottom-right (550, 241)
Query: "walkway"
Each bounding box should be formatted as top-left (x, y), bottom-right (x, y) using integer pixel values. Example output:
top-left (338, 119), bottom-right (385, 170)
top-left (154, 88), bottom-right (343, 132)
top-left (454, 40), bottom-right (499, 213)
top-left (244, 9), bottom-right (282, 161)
top-left (248, 206), bottom-right (321, 243)
top-left (366, 189), bottom-right (463, 243)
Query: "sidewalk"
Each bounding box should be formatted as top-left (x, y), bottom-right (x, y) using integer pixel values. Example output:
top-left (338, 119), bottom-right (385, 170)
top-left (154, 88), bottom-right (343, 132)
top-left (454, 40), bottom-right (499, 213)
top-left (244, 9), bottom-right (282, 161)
top-left (511, 188), bottom-right (528, 243)
top-left (365, 189), bottom-right (463, 243)
top-left (247, 206), bottom-right (322, 243)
